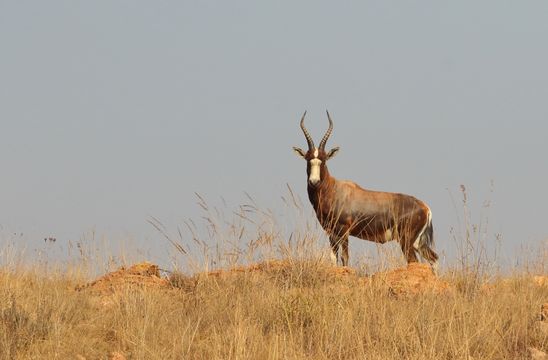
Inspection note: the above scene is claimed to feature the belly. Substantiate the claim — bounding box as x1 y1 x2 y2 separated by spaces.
329 212 394 244
351 223 393 244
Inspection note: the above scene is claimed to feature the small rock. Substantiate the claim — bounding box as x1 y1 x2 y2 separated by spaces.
534 276 548 287
541 303 548 321
109 351 126 360
529 347 548 360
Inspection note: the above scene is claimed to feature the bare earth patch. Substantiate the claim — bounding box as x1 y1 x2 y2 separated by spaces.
76 262 170 295
78 260 453 299
371 262 453 296
204 259 356 278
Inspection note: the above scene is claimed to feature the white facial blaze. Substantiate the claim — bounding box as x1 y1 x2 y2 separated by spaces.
309 158 322 184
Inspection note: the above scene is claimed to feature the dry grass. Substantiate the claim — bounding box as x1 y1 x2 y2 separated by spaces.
0 258 547 360
1 188 547 359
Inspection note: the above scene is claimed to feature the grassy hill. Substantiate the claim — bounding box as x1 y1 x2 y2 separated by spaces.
1 257 547 359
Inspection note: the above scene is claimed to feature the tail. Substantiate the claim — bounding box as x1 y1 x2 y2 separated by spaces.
416 208 439 273
413 207 434 250
420 208 434 250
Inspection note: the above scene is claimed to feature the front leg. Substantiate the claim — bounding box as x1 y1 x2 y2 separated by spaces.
329 235 340 265
341 235 349 266
329 235 349 266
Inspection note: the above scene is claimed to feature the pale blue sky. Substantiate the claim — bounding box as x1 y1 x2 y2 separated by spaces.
1 1 547 268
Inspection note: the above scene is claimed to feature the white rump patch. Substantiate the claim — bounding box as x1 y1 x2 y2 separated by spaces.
309 158 322 184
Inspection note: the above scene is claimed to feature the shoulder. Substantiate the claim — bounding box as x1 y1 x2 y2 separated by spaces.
336 179 361 190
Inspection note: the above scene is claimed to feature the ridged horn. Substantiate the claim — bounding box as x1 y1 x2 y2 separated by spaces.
299 111 315 150
319 110 334 150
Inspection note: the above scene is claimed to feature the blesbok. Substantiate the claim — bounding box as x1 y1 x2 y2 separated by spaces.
293 111 439 273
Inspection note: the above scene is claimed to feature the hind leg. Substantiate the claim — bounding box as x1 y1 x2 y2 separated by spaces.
400 238 419 263
329 235 349 266
418 245 439 275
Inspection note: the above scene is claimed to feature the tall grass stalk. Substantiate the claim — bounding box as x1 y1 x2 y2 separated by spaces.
0 187 546 359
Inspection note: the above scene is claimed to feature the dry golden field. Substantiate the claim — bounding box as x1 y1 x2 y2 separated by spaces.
1 191 547 359
1 256 547 360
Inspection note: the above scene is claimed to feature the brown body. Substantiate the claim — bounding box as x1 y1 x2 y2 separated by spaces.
294 111 438 271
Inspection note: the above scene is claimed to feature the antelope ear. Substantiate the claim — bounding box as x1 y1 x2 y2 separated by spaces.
326 147 340 160
293 147 307 158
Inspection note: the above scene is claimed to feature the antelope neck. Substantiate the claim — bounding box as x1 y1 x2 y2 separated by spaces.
307 167 334 205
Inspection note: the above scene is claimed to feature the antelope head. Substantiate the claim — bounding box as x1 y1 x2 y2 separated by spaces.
293 111 340 186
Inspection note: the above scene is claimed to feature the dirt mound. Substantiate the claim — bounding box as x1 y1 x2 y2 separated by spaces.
204 260 293 277
204 259 357 278
372 263 453 297
204 260 449 296
77 262 170 294
78 260 450 298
